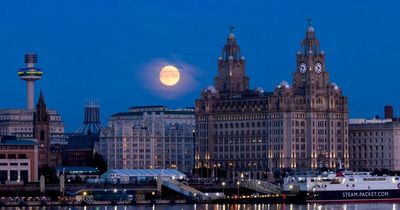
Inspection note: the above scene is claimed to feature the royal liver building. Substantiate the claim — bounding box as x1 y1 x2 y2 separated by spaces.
195 23 349 180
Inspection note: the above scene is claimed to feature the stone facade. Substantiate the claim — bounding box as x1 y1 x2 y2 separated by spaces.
0 108 64 139
97 106 195 174
33 90 51 168
349 118 400 171
195 24 349 180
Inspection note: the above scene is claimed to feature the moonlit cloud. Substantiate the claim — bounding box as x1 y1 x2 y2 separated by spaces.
139 58 200 99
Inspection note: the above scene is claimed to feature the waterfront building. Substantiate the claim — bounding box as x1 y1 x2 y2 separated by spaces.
101 169 186 184
97 106 195 174
0 136 38 183
30 90 63 167
0 108 64 139
0 93 65 169
267 22 349 170
55 166 99 182
195 23 349 180
0 53 65 168
349 106 400 171
65 133 98 166
0 54 64 139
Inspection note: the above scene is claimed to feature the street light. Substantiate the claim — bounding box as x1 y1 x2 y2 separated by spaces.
213 164 216 179
151 191 156 202
217 163 221 179
222 182 226 194
236 181 240 197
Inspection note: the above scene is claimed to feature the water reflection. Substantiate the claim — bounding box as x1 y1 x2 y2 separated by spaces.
2 203 398 210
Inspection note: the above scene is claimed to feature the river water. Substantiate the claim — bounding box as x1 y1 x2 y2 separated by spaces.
2 204 398 210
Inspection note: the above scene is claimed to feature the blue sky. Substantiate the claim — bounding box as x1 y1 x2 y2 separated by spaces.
0 0 399 131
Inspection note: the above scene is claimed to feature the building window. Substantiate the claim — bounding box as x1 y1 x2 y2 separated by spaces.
10 170 18 181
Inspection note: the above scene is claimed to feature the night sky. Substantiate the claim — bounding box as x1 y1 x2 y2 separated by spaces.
1 0 399 131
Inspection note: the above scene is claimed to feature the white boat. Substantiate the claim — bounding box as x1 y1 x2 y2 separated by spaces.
283 170 400 203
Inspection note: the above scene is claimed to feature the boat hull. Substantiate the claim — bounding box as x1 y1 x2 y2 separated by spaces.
307 189 400 203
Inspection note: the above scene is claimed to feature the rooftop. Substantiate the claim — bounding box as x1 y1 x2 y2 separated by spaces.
128 105 167 110
67 134 98 149
101 169 186 178
112 111 194 117
0 139 37 146
349 118 393 125
55 166 99 173
110 105 195 118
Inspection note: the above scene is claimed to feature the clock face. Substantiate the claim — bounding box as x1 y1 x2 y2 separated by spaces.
298 62 307 73
314 62 323 74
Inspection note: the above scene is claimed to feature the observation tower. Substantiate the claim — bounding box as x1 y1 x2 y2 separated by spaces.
18 53 43 110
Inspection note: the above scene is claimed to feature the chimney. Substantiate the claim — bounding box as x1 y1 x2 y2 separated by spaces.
384 105 394 119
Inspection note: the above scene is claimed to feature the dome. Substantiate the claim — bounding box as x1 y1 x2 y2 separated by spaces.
277 80 290 89
228 33 235 40
331 82 339 90
204 85 217 93
218 57 223 61
240 56 245 60
228 56 234 60
307 26 314 32
308 50 313 54
254 87 264 93
296 51 302 55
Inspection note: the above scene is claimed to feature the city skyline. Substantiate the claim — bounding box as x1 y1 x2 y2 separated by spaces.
1 1 400 131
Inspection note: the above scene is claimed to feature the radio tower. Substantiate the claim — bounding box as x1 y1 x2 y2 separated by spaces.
18 53 43 110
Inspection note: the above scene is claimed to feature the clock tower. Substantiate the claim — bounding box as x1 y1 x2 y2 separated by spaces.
269 20 349 170
293 20 329 90
196 22 349 180
214 27 249 95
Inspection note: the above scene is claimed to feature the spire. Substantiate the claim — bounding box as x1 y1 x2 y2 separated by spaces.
222 25 240 60
307 18 313 31
302 18 320 56
37 89 46 108
35 89 49 123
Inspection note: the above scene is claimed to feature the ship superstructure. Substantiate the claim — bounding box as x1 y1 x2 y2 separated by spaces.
283 170 400 202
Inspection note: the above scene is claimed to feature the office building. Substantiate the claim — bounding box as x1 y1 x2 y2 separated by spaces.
97 106 195 174
349 106 400 171
195 23 349 180
0 136 38 183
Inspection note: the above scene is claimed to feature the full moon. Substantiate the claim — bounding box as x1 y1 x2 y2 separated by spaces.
159 65 180 86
